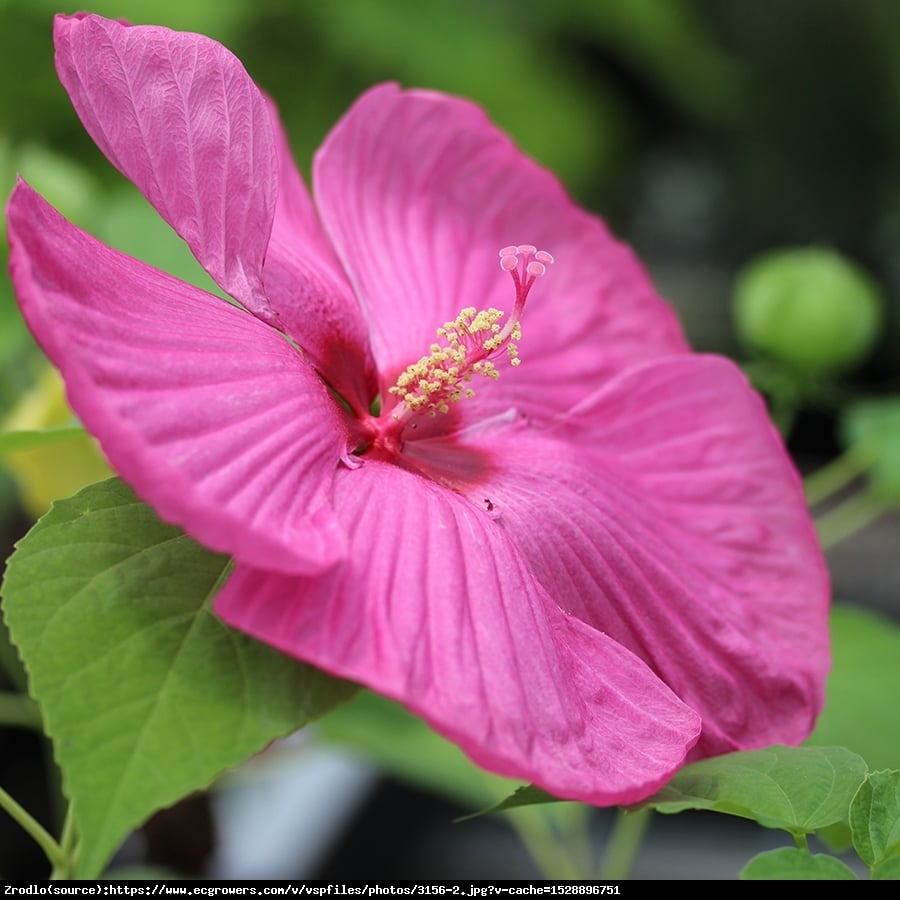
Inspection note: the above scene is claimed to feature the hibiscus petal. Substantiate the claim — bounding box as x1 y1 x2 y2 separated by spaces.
314 83 687 416
261 98 376 416
442 355 830 757
7 179 350 575
53 13 278 323
215 459 701 806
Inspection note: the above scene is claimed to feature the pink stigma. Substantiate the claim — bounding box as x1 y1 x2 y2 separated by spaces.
498 244 555 320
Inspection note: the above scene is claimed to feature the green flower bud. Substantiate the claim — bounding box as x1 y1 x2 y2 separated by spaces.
733 247 884 375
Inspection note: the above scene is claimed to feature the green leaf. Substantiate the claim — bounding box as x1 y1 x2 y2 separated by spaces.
0 425 87 454
455 784 558 822
872 853 900 880
739 847 858 880
639 745 868 835
850 770 900 868
807 605 900 770
1 477 355 878
816 820 853 853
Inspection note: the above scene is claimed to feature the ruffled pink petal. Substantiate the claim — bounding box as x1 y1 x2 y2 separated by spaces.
313 83 687 418
436 355 830 757
261 98 376 416
53 13 279 324
7 179 351 575
215 458 701 806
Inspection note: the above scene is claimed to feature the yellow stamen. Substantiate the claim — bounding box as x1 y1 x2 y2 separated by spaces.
387 245 553 421
388 306 510 417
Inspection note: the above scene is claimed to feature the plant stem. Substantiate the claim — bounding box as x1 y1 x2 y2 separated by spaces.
0 690 42 730
49 807 78 880
793 832 809 851
599 807 651 880
0 783 67 871
814 491 891 550
556 803 597 879
503 807 584 879
804 448 873 507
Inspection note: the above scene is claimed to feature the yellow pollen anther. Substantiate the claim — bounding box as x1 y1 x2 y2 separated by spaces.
387 245 553 420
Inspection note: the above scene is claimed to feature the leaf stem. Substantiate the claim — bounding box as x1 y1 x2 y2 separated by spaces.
0 690 42 730
557 804 597 879
49 806 78 880
503 807 585 879
804 447 873 507
814 491 891 550
0 783 67 871
599 806 651 880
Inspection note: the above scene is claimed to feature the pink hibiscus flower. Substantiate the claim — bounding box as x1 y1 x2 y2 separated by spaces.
6 13 830 806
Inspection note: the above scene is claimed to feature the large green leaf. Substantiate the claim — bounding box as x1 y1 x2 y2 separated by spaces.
1 477 355 878
739 848 857 880
807 605 900 770
850 771 900 869
639 745 868 835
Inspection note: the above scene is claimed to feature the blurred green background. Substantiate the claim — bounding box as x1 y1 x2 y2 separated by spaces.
2 0 900 880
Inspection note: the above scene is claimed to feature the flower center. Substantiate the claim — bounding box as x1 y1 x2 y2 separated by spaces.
387 244 553 425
